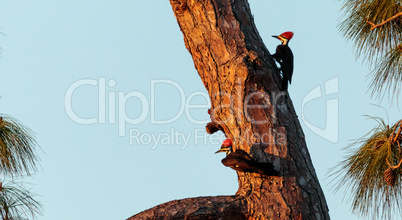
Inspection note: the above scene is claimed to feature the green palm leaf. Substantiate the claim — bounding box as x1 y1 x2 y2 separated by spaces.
0 180 42 220
0 115 39 177
370 45 402 101
339 0 402 100
331 117 402 219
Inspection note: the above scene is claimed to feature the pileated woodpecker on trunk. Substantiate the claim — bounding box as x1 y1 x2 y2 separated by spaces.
272 31 294 91
215 139 279 176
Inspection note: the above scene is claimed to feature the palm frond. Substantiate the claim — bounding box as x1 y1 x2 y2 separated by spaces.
339 0 402 100
340 0 401 61
369 45 402 101
0 180 43 220
0 115 40 177
331 117 402 219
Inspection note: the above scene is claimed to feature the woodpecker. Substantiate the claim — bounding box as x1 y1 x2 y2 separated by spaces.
215 139 279 176
215 139 233 154
272 31 294 91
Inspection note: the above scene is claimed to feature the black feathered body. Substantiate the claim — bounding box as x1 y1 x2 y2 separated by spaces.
272 44 293 90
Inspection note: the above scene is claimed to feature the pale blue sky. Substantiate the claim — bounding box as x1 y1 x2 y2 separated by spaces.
0 1 400 220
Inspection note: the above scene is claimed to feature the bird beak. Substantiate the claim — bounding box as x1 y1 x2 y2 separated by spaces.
215 149 224 154
272 35 279 39
215 147 226 154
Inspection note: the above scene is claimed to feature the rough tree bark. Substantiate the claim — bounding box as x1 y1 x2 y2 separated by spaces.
129 0 330 219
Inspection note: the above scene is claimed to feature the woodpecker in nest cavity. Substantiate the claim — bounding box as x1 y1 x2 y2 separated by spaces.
215 139 279 176
272 31 294 91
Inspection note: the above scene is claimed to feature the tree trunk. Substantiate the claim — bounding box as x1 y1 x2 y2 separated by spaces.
129 0 330 219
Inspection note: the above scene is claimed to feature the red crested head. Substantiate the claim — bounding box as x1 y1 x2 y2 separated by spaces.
222 139 232 147
280 31 294 40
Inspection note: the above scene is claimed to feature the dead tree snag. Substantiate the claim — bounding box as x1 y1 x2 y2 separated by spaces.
129 0 330 219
